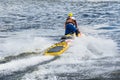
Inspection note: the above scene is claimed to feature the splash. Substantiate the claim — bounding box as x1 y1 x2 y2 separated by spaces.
0 29 54 58
0 56 54 76
50 35 118 64
73 36 117 57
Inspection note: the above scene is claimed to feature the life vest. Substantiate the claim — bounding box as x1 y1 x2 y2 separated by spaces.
66 17 75 25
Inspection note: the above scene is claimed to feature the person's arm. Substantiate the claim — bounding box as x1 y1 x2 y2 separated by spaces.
74 20 81 33
64 18 68 29
74 20 78 28
64 23 66 29
64 21 67 29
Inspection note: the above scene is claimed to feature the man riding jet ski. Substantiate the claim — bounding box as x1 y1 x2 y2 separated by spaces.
64 12 80 37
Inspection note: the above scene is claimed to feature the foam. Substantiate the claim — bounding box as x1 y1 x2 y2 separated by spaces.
49 35 117 65
0 30 53 57
0 56 54 75
21 35 118 80
77 35 117 56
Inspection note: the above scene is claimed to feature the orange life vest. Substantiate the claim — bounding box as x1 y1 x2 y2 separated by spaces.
66 17 75 25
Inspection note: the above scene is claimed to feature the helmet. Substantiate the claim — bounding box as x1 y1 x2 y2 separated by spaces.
68 12 73 17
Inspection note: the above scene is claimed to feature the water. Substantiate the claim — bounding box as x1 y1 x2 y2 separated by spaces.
0 0 120 80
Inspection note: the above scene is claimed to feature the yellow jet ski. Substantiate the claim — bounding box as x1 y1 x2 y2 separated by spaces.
44 33 82 56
